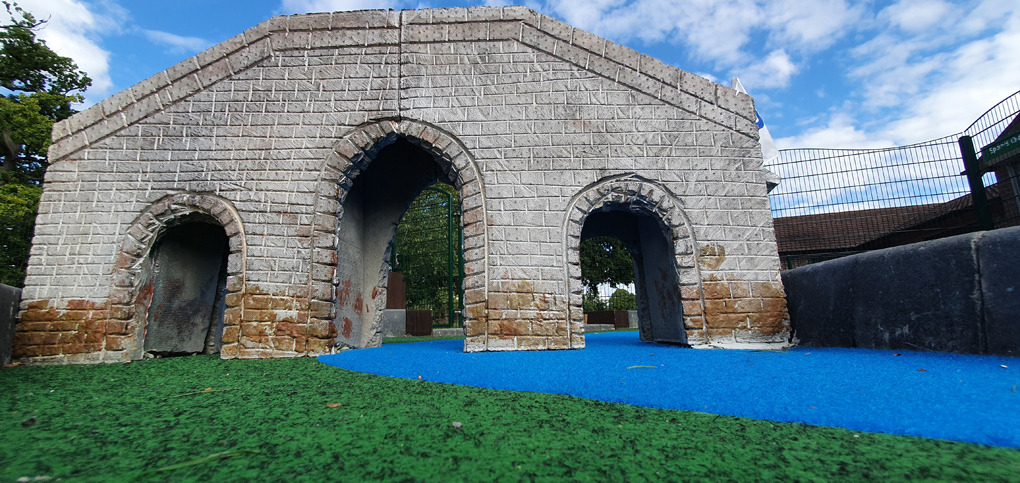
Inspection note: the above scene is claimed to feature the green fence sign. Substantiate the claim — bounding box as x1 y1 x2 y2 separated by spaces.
981 130 1020 165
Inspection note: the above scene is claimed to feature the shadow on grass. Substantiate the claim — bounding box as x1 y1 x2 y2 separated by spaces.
1 355 1018 482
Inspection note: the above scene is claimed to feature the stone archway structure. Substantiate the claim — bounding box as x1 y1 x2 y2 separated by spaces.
563 174 706 346
13 6 792 363
96 193 245 362
305 118 490 353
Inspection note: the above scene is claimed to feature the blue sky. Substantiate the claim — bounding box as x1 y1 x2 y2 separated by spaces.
15 0 1020 151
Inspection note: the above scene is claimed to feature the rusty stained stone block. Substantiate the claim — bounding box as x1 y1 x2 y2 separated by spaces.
729 281 752 298
274 321 302 337
306 338 330 354
220 343 239 358
224 293 244 307
240 335 273 350
243 295 274 310
517 336 548 350
706 313 752 329
307 320 331 338
463 320 485 337
20 308 58 322
12 344 39 358
761 297 787 314
106 321 131 335
108 305 134 320
704 298 764 314
701 281 731 299
240 322 271 337
24 300 50 310
223 307 242 326
105 334 131 351
682 300 703 316
492 319 530 336
271 336 296 352
751 281 786 299
222 325 240 343
684 316 704 330
292 336 308 353
680 285 701 300
309 300 332 318
35 345 63 356
17 321 50 332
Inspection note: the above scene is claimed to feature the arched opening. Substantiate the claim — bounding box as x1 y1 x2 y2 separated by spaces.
142 216 229 356
580 208 687 344
335 137 461 348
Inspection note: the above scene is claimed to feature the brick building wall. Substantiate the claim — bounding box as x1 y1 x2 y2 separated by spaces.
13 6 789 363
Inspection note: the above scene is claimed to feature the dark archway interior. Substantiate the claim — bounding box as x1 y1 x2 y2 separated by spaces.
143 219 229 356
581 209 687 344
335 138 456 348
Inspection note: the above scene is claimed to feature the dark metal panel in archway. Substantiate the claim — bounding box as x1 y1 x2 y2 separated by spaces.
144 223 228 355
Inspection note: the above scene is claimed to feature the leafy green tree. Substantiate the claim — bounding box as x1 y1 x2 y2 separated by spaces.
579 236 635 291
607 288 637 311
0 0 91 182
580 236 636 313
0 2 90 287
0 181 38 285
582 289 607 313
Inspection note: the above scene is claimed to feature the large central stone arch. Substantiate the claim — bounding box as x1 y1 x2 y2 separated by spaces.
306 118 488 352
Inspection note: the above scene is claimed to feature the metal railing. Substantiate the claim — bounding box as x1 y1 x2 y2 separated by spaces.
768 90 1020 270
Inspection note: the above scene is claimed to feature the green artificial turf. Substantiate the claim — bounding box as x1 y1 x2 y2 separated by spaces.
2 356 1019 482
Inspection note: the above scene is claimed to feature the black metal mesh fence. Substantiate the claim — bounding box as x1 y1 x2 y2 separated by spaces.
391 184 464 328
768 90 1020 270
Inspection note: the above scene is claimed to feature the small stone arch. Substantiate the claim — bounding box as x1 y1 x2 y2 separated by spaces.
109 193 246 360
562 174 707 345
306 118 488 352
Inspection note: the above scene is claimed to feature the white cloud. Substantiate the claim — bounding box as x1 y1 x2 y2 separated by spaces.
830 0 1020 145
733 49 797 89
776 112 895 150
278 0 406 13
762 0 861 52
881 0 951 33
13 0 126 101
543 0 763 66
142 30 211 55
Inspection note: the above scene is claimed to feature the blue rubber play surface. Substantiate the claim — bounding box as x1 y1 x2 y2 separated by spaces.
318 331 1020 448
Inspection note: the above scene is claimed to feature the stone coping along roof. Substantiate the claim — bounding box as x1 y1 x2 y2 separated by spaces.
48 6 759 162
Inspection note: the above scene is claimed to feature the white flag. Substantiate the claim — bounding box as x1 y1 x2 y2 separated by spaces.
731 78 779 165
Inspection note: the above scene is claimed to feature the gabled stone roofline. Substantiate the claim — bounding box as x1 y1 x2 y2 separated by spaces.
48 6 758 162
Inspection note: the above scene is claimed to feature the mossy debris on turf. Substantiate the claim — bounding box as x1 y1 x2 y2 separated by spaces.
1 356 1019 482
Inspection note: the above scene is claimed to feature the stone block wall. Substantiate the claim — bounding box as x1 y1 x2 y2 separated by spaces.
13 6 789 363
